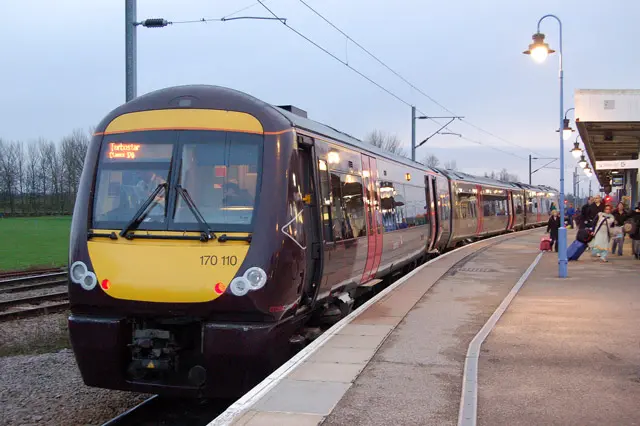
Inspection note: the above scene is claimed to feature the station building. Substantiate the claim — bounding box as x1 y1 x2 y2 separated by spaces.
575 89 640 207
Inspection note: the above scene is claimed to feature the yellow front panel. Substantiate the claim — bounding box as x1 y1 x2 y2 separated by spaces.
87 233 250 303
102 109 264 135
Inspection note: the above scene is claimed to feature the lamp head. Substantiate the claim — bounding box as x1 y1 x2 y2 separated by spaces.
570 142 582 159
578 155 587 169
523 32 555 63
562 118 574 141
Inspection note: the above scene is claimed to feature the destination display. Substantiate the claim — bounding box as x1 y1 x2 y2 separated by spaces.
103 142 173 162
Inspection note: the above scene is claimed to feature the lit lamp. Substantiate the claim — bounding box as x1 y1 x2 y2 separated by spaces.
578 155 587 168
523 32 555 63
562 118 574 141
583 165 592 176
570 141 582 159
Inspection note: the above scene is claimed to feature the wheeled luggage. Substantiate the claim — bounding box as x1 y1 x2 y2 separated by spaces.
540 236 552 251
567 240 587 261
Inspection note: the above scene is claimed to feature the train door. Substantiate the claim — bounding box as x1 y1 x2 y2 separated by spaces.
475 184 484 236
296 137 324 307
360 155 383 283
507 191 514 230
426 174 438 251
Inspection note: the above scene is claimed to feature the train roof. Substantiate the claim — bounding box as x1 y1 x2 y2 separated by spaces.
273 106 445 175
436 169 521 189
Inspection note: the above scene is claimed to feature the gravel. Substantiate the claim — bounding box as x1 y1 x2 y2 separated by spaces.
0 313 152 425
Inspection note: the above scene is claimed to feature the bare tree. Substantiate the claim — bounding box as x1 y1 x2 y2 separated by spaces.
484 171 497 180
0 140 19 214
423 154 440 168
26 141 40 213
365 130 407 157
61 129 89 212
498 168 519 182
444 160 457 171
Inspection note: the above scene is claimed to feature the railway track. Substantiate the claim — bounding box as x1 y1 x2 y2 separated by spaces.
101 395 232 426
0 270 69 321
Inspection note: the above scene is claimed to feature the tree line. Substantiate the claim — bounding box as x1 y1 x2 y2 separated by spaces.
0 129 91 217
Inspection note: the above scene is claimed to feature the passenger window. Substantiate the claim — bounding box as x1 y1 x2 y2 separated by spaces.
329 173 366 241
403 185 427 227
380 181 407 231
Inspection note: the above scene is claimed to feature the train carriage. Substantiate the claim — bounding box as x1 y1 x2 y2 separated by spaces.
68 85 556 399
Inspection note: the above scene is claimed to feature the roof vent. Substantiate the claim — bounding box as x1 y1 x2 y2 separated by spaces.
277 105 308 118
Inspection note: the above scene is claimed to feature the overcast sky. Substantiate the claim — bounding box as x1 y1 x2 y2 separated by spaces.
2 0 638 194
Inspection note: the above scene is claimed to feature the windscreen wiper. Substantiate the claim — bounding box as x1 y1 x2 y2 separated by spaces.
120 183 167 238
175 185 216 242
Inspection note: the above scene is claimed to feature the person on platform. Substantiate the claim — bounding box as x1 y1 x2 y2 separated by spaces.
566 203 576 229
587 195 605 226
628 203 640 260
611 202 628 256
579 197 593 229
546 209 560 252
589 204 615 262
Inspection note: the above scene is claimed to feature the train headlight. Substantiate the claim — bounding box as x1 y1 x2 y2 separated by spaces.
70 261 88 284
244 267 267 290
81 272 98 291
70 261 98 291
230 277 250 297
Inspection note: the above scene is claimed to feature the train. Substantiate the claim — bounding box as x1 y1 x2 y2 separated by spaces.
67 85 558 398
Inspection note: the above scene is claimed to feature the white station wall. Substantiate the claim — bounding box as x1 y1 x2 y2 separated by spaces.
575 89 640 122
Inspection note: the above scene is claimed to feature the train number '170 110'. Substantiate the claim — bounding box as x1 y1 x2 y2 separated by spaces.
200 255 238 266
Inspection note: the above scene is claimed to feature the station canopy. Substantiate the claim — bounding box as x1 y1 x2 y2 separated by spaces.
575 89 640 187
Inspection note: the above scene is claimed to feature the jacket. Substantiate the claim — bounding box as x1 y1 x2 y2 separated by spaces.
547 215 560 237
586 202 605 224
612 209 628 227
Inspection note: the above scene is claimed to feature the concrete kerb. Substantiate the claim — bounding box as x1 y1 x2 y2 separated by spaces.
209 228 541 426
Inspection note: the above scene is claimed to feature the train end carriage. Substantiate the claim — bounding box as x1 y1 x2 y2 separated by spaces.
443 171 517 246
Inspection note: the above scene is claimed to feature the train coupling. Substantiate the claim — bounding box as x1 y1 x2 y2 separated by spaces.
127 328 178 378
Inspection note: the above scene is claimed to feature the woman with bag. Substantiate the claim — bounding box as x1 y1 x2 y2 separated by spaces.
611 202 628 256
546 210 560 252
590 204 615 262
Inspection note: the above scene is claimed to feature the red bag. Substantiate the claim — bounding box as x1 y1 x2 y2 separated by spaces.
540 236 552 251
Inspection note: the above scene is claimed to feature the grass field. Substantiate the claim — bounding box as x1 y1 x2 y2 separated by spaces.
0 216 71 271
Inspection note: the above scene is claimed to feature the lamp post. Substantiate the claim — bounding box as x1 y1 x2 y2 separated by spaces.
523 14 568 278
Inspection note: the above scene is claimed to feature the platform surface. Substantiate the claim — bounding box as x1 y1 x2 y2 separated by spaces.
213 231 640 426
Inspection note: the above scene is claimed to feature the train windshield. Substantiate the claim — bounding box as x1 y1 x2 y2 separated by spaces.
92 130 262 232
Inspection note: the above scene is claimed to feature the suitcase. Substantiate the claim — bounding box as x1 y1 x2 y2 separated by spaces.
540 236 552 251
567 240 587 261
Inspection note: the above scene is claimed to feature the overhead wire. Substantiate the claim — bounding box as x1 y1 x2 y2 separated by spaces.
256 0 415 109
148 1 545 162
295 0 547 157
259 0 532 161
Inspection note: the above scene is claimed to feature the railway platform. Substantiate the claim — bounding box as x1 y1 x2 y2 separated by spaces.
210 230 640 426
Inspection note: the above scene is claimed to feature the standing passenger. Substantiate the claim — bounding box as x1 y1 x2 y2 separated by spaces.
611 202 628 256
566 203 576 229
587 195 605 227
546 210 560 252
590 204 615 262
579 197 593 229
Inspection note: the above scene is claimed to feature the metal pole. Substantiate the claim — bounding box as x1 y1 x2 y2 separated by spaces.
529 155 532 185
411 106 416 162
125 0 137 102
537 14 567 278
